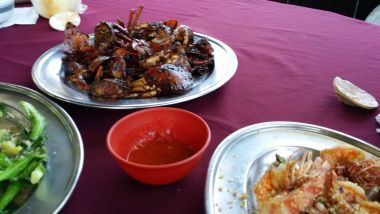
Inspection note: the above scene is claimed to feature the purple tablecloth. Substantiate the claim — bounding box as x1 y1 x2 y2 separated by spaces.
1 0 380 213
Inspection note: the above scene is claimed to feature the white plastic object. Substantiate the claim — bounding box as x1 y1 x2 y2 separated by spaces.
333 76 378 110
49 11 80 31
31 0 85 19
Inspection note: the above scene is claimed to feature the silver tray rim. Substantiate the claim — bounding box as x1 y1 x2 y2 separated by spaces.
0 82 84 214
204 121 380 214
31 33 238 109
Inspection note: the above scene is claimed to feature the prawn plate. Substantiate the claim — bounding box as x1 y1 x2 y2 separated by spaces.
0 83 83 214
32 33 237 109
205 121 380 214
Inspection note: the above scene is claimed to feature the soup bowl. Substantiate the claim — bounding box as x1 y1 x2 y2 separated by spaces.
107 107 211 185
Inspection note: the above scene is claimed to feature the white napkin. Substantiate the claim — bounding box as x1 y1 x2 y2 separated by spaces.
0 7 39 28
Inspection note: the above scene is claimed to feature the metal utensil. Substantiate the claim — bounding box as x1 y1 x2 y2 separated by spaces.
0 102 30 131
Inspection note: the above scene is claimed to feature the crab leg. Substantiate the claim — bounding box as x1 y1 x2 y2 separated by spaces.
115 32 132 43
113 23 132 44
112 23 129 36
94 65 104 81
131 77 147 87
141 90 158 98
127 9 135 30
133 4 144 27
113 23 130 36
116 18 125 27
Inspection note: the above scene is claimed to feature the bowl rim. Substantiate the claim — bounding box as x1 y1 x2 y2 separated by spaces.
106 107 211 169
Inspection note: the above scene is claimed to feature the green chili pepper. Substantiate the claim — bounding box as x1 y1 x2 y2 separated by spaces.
0 181 22 211
19 101 47 142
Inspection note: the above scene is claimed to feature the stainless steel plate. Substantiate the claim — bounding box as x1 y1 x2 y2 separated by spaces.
32 33 238 109
205 121 380 214
0 82 84 214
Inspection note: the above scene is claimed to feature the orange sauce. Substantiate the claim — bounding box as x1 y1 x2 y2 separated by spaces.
126 135 194 165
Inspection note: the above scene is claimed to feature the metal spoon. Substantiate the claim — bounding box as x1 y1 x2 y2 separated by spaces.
0 102 30 132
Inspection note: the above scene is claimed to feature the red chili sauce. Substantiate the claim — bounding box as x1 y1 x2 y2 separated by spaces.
126 134 194 165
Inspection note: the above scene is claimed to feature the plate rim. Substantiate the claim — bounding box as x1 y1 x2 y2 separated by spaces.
0 82 84 214
204 121 380 214
31 32 238 109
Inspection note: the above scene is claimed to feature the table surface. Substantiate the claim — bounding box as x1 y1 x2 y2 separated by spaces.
1 0 380 213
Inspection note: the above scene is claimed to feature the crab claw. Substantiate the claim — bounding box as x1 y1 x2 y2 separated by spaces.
144 64 193 95
89 79 130 98
63 22 90 54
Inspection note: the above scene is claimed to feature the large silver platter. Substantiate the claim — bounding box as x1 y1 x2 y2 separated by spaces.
205 121 380 214
0 82 84 214
32 33 238 109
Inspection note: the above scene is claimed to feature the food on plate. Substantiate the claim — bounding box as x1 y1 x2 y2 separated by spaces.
61 4 215 99
0 101 47 213
333 76 378 109
253 146 380 213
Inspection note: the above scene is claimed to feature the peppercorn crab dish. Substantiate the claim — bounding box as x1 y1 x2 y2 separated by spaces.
62 4 214 99
32 5 238 109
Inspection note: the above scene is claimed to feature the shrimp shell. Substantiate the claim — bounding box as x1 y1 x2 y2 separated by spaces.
254 154 330 213
348 159 380 192
320 146 366 167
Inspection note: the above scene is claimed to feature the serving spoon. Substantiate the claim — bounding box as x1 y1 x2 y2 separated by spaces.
0 102 31 132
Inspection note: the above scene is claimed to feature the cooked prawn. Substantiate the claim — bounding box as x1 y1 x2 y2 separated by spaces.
254 152 330 213
254 152 313 201
358 201 380 213
323 170 380 214
348 159 380 192
322 147 380 194
320 146 366 167
325 171 367 213
254 147 380 214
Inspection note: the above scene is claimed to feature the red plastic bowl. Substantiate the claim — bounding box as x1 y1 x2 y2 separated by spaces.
106 107 211 185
